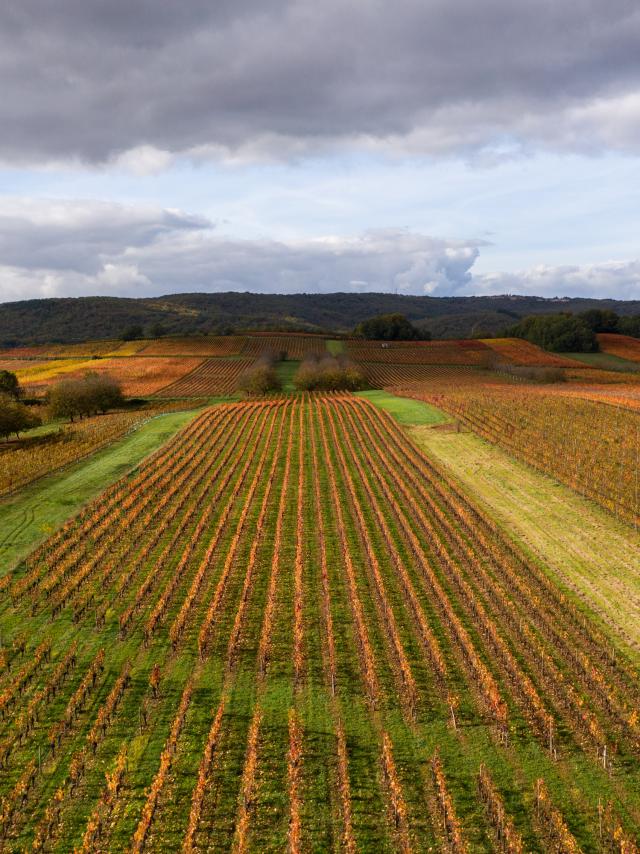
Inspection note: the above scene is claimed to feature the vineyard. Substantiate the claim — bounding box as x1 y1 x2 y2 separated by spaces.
480 338 585 368
240 334 329 359
347 338 492 365
140 337 246 357
154 358 256 397
598 334 640 363
8 357 205 398
0 402 200 497
0 395 638 850
396 382 640 527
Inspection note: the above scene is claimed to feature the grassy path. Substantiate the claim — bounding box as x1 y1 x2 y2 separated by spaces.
0 409 202 572
363 391 640 660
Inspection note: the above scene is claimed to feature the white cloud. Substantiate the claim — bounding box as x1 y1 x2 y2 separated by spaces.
2 197 640 303
472 260 640 300
0 199 483 301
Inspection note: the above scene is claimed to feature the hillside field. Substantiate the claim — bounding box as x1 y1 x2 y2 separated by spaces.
0 333 639 850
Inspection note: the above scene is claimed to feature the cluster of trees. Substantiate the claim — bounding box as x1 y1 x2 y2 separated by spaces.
578 309 640 337
354 313 429 341
507 314 598 352
236 356 282 396
47 374 124 421
293 356 367 391
0 370 41 440
120 322 168 341
508 309 640 353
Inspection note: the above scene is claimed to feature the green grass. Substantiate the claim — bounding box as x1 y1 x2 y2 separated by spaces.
563 351 640 372
355 389 450 425
408 422 640 660
275 359 300 392
0 408 202 572
326 339 345 355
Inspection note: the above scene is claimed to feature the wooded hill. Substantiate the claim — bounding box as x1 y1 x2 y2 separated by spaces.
2 291 640 345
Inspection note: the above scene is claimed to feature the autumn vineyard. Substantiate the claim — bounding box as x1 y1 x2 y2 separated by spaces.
0 330 640 851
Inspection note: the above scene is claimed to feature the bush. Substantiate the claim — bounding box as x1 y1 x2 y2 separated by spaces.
354 313 429 341
293 356 367 391
236 357 282 396
507 314 597 353
0 395 42 439
47 373 124 421
498 365 566 383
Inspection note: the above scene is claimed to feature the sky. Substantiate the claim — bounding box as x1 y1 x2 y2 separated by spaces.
1 1 640 302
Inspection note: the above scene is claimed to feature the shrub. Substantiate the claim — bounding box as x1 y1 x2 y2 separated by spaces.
498 365 566 383
293 356 367 391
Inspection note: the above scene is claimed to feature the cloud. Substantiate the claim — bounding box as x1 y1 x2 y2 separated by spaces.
0 198 484 301
1 1 640 165
472 260 640 300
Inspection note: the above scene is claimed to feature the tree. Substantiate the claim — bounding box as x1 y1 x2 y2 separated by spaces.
47 373 124 421
618 315 640 338
147 322 167 338
236 356 282 396
354 313 429 341
0 370 21 400
578 309 619 333
120 324 144 342
507 314 597 353
0 395 41 440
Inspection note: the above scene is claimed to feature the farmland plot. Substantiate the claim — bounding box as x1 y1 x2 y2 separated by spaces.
0 396 638 851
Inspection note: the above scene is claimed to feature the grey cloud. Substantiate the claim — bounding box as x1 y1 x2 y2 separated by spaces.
0 199 482 300
0 199 207 273
1 1 640 164
2 198 639 301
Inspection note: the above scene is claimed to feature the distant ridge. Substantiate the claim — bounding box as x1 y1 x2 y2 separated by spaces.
2 292 640 345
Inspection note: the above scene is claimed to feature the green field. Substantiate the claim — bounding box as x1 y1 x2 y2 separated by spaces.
356 389 450 425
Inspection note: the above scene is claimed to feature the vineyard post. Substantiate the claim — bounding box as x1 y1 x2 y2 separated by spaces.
598 797 603 839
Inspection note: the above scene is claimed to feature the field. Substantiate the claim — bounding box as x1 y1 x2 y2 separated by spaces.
407 418 640 657
347 339 492 365
0 402 202 498
0 408 204 570
15 357 206 398
598 333 640 363
140 337 245 357
154 359 255 397
0 395 639 851
395 380 640 526
240 334 329 359
480 339 584 368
